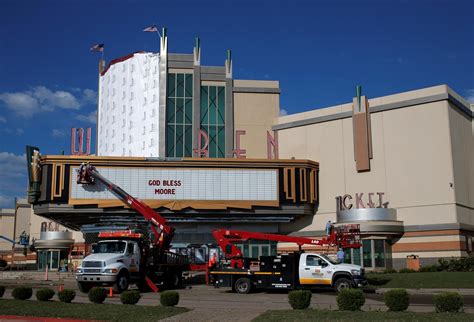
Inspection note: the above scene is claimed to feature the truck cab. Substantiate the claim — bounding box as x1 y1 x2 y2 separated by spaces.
76 238 141 293
211 252 366 294
298 253 366 292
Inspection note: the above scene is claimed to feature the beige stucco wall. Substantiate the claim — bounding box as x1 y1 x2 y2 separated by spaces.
276 85 472 234
233 80 280 158
0 210 15 251
14 200 32 240
447 103 474 225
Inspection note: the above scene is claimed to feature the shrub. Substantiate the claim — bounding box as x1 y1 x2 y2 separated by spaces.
120 290 141 305
160 290 179 307
384 289 409 311
433 292 463 313
288 290 312 310
367 276 391 286
438 257 474 272
383 268 397 274
0 259 7 268
336 289 365 311
398 268 417 273
88 287 107 304
419 265 440 272
58 289 76 303
0 286 5 298
12 287 33 300
36 288 55 301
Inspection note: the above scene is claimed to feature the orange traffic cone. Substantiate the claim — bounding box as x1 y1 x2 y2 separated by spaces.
58 284 64 292
109 287 113 298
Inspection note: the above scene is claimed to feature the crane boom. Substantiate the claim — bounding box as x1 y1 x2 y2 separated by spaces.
76 163 174 250
0 235 16 245
213 226 361 269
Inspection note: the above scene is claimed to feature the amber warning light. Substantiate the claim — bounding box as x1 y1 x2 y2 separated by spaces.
98 230 143 239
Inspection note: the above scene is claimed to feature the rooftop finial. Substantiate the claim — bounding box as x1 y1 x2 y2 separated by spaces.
225 49 232 78
356 85 362 107
193 37 201 66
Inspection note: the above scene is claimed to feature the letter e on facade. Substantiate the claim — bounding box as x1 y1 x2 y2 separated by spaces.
232 130 246 158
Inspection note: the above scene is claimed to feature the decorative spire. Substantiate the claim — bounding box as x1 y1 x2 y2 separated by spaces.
160 27 168 57
356 85 362 110
225 49 232 78
194 37 201 66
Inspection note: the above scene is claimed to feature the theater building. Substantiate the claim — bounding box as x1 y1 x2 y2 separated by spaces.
17 31 474 270
275 85 473 269
96 29 280 159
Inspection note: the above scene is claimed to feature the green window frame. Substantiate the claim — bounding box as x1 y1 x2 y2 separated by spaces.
200 85 225 158
166 73 193 157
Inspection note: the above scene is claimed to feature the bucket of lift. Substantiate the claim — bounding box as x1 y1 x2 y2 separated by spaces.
336 224 361 248
76 163 95 185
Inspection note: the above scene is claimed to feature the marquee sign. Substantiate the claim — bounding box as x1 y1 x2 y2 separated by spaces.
70 167 278 202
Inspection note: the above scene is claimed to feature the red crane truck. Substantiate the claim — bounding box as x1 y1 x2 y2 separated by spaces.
75 163 189 293
209 227 366 293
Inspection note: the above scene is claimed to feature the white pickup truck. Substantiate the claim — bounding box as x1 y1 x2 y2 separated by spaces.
210 252 367 293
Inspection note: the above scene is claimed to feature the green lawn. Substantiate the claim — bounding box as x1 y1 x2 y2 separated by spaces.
0 299 189 321
366 272 474 288
253 310 474 322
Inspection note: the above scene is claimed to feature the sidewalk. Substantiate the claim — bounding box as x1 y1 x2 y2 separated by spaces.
376 288 474 295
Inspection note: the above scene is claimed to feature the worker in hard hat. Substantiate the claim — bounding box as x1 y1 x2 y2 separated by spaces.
325 220 333 236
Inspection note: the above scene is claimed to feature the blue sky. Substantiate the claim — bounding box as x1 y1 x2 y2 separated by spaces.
0 0 473 208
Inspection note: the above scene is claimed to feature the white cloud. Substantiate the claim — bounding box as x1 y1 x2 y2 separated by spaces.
0 92 40 117
16 128 24 135
82 89 97 104
466 89 474 103
280 108 288 116
0 86 97 118
76 110 97 124
33 86 81 110
0 152 27 208
51 129 67 137
0 116 6 123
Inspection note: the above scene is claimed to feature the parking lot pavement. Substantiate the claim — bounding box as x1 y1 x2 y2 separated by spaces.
2 283 474 321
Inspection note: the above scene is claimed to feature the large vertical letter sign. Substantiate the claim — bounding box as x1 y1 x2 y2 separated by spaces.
193 129 209 157
232 130 246 158
71 128 91 155
267 131 279 159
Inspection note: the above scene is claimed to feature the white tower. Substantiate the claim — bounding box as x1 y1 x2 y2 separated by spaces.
97 52 161 157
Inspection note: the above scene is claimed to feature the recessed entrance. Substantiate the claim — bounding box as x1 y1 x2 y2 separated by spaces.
37 250 69 271
344 239 391 269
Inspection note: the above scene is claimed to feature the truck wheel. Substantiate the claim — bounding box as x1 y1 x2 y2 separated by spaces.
77 282 93 293
334 277 352 293
113 272 129 293
170 273 182 288
234 278 252 294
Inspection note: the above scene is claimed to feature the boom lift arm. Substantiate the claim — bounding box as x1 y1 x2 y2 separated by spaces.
212 226 361 269
76 163 174 250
